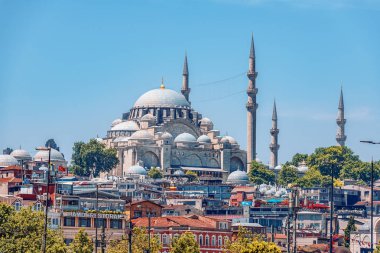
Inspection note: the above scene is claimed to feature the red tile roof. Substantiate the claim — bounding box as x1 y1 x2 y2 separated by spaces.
133 215 221 229
0 177 22 183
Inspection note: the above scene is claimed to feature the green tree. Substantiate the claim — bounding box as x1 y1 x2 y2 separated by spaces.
68 228 93 253
186 170 198 182
108 227 161 253
290 153 308 166
344 216 356 248
296 168 325 188
71 139 119 177
170 231 200 253
148 167 163 179
277 165 298 186
249 161 275 185
45 138 60 151
0 204 67 253
308 146 359 178
224 226 281 253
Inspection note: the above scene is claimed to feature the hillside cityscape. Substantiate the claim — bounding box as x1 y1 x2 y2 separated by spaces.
1 1 379 253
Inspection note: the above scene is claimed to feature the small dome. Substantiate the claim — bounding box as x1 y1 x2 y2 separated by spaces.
34 148 65 162
140 113 156 122
274 164 282 170
133 88 190 108
298 161 309 173
130 130 154 140
227 170 249 184
174 133 197 143
38 165 49 171
173 170 185 176
11 149 32 161
111 118 123 127
221 136 237 144
0 155 19 167
255 157 262 164
161 132 173 140
95 137 103 143
200 117 213 126
125 165 147 175
197 135 211 143
111 121 140 131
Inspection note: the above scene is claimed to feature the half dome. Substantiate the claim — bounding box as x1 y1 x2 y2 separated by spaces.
130 130 154 140
133 88 190 108
197 135 211 143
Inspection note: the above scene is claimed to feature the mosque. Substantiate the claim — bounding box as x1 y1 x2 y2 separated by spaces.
0 36 347 186
101 35 347 184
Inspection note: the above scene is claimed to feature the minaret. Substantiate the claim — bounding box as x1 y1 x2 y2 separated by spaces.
336 88 347 146
181 54 190 103
246 34 258 168
269 100 280 168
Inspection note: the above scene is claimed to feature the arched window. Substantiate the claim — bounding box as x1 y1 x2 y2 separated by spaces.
224 236 229 244
218 236 223 246
162 234 168 245
14 201 21 211
205 235 210 246
211 235 216 246
199 234 203 245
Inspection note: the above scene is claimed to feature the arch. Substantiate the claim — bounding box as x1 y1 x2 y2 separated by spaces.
171 156 181 166
182 154 202 167
142 151 159 169
230 157 245 172
208 158 220 168
161 119 201 139
199 234 203 246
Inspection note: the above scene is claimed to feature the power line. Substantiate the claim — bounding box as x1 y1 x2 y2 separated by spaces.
193 71 246 87
194 89 246 103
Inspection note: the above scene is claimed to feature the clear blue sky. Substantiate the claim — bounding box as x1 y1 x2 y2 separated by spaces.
1 0 380 164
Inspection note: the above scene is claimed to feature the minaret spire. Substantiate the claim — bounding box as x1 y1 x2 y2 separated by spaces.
246 34 258 170
336 87 346 146
269 100 279 168
181 53 190 103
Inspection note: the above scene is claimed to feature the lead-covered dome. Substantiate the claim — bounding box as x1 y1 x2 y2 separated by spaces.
34 148 65 162
0 155 19 168
221 136 237 144
125 164 147 176
197 135 211 143
133 88 190 108
130 130 154 140
174 133 197 143
227 169 249 185
11 149 32 161
111 121 140 131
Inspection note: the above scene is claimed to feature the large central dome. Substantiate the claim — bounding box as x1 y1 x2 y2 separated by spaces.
133 88 190 108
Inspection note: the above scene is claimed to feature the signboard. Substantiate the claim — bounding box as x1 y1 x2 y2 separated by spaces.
63 212 124 219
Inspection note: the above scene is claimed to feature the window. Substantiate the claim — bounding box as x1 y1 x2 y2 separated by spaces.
211 235 216 246
205 235 209 246
218 236 223 246
199 235 203 246
110 219 122 229
64 217 76 227
64 238 73 245
134 211 142 218
95 218 107 228
51 218 59 226
79 218 91 227
34 202 42 211
13 201 21 211
162 234 169 245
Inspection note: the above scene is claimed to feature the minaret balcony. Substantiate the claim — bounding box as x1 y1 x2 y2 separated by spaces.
336 135 347 141
247 71 258 79
247 88 258 95
246 103 258 111
270 144 280 151
336 119 346 124
270 129 279 134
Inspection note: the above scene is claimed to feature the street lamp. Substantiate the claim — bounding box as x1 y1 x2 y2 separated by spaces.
360 140 380 252
35 146 51 253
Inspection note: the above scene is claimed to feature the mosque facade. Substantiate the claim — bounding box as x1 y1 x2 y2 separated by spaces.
104 51 249 182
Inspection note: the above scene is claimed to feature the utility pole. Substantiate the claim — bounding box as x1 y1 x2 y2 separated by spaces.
95 184 99 253
101 225 106 253
330 164 334 253
289 186 299 253
286 215 290 253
